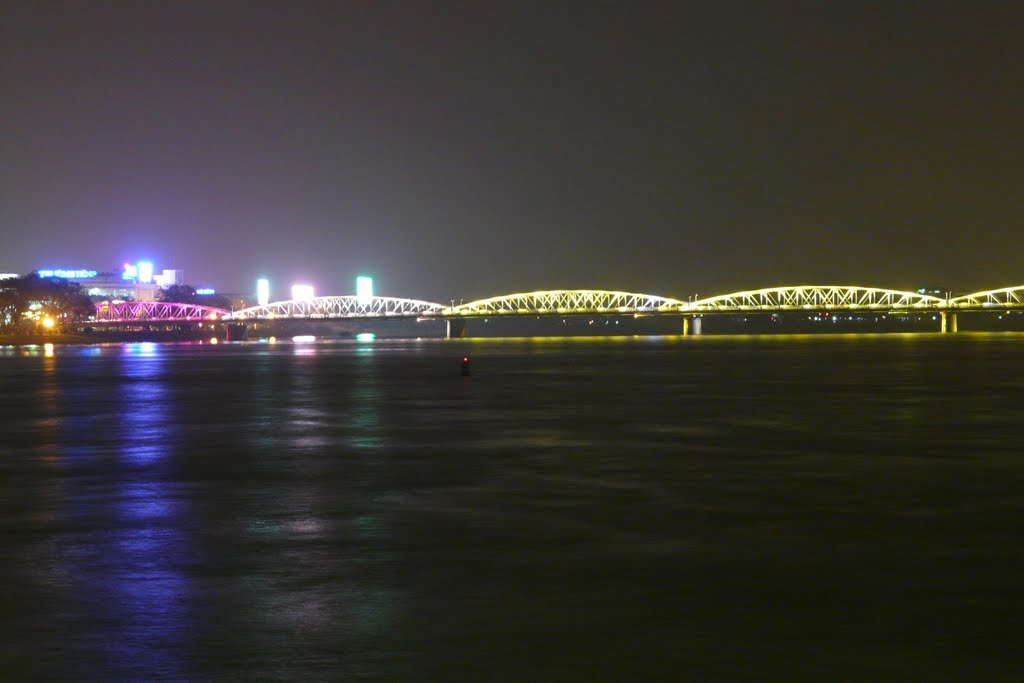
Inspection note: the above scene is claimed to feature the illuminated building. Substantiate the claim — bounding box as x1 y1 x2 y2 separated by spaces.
356 275 373 306
33 263 185 302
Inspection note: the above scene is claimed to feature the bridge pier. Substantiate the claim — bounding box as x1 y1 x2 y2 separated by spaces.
223 323 248 341
682 315 702 336
940 311 958 333
446 319 468 339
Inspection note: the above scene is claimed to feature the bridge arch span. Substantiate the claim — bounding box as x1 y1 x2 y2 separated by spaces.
690 286 944 311
447 289 686 316
226 295 446 320
94 301 230 322
949 286 1024 308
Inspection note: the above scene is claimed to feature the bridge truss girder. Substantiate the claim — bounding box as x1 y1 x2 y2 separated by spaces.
226 295 446 321
94 301 230 322
949 286 1024 309
447 290 686 316
94 285 1024 324
690 286 945 312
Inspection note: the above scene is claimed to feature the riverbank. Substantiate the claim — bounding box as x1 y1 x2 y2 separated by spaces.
0 333 101 345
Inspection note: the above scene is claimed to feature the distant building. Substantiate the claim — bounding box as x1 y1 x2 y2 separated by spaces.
35 263 185 302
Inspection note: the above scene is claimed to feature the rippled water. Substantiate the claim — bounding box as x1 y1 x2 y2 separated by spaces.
2 334 1023 681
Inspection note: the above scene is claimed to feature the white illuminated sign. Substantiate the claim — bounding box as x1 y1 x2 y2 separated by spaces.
291 284 314 301
137 261 154 284
38 269 97 279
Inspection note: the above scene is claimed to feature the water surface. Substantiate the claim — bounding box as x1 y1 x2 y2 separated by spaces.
2 334 1022 681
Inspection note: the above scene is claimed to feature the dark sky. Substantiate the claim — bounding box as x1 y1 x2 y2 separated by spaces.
2 1 1023 300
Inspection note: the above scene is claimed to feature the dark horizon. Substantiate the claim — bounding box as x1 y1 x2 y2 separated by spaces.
3 1 1024 300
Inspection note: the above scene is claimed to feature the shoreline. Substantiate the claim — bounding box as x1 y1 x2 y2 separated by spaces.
0 332 209 345
0 334 102 345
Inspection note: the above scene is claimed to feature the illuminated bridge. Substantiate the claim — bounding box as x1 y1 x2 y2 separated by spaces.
91 284 1024 337
93 300 230 322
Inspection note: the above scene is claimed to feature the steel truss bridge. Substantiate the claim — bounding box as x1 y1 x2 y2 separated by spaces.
93 300 230 322
91 285 1024 335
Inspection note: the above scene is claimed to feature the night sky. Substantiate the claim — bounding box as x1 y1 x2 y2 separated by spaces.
3 1 1023 300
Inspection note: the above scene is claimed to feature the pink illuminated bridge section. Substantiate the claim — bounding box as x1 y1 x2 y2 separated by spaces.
93 301 230 322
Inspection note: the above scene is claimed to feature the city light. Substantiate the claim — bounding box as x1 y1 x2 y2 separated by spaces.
38 269 97 279
41 317 55 329
122 263 138 280
356 276 373 306
291 284 314 301
257 278 270 306
138 261 154 284
153 270 182 287
196 288 215 295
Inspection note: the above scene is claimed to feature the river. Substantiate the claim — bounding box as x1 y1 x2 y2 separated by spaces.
1 334 1022 681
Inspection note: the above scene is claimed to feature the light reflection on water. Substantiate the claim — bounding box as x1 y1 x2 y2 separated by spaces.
350 345 382 451
110 344 194 678
2 334 1024 680
119 343 169 464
